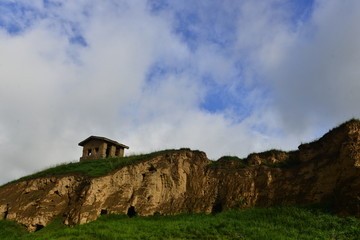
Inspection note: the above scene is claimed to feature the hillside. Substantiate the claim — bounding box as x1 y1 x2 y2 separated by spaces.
1 119 360 231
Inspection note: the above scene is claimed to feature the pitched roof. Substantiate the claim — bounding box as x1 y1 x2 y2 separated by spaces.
78 136 129 149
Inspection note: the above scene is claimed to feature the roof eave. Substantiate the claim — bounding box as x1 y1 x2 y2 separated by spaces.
78 136 129 149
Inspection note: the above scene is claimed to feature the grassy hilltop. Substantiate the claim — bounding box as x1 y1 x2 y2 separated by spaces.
3 149 178 187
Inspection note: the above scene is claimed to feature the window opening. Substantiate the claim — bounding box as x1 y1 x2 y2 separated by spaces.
115 147 120 156
106 145 111 157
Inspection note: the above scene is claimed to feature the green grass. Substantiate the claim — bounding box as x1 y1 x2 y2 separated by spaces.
2 150 177 187
209 156 248 168
331 118 360 131
0 220 28 239
211 151 300 169
1 206 359 239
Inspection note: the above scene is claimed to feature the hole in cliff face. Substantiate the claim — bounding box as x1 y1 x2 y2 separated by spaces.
100 209 108 215
127 206 137 217
35 224 44 231
212 201 223 214
148 165 157 172
4 209 8 219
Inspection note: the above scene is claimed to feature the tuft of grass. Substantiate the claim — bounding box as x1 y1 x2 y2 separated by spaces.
1 206 359 239
303 118 360 147
209 156 248 168
258 149 284 154
219 156 244 161
246 149 285 158
332 118 360 130
2 150 177 187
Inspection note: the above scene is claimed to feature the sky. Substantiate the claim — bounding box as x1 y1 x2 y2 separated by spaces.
1 0 360 184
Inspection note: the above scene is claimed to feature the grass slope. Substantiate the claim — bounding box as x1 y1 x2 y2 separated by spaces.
2 150 177 186
1 206 359 240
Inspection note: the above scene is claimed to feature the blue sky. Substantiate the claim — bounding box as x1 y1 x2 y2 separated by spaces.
0 0 360 184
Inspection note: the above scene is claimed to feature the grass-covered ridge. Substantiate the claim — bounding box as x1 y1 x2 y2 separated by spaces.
3 150 177 186
208 155 249 168
1 206 359 239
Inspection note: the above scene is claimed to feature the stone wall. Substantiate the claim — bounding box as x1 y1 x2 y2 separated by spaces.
80 140 107 161
80 140 126 161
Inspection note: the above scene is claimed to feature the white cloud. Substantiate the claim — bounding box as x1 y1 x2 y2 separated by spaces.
267 0 360 135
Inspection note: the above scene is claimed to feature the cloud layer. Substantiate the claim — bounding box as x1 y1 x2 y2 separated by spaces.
0 0 360 184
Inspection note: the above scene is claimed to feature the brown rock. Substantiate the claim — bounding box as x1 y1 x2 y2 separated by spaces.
1 119 360 231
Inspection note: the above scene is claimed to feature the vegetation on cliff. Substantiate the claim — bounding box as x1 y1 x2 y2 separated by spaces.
1 206 359 240
2 150 180 186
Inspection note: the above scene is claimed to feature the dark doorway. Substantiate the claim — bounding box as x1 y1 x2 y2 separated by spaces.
35 224 44 231
127 206 136 217
106 146 111 158
211 201 223 214
115 147 120 157
3 209 8 219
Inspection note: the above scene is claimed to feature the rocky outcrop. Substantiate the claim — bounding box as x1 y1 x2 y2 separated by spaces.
209 120 360 214
0 150 213 231
1 120 360 231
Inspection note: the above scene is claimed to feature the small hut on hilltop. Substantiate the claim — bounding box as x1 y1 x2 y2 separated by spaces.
78 136 129 162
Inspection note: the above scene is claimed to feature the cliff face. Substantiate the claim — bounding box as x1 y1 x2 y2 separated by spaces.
1 120 360 231
210 120 360 210
0 151 213 231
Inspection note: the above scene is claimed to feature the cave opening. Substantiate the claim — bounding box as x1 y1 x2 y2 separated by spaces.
211 201 223 214
100 209 108 215
35 224 44 231
127 206 137 217
3 209 8 219
148 165 157 172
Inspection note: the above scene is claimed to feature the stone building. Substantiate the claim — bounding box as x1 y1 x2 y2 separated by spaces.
78 136 129 162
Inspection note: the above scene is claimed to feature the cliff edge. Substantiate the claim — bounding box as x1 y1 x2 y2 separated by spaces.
1 120 360 231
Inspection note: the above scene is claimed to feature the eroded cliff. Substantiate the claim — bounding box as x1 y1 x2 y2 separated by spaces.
1 120 360 231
